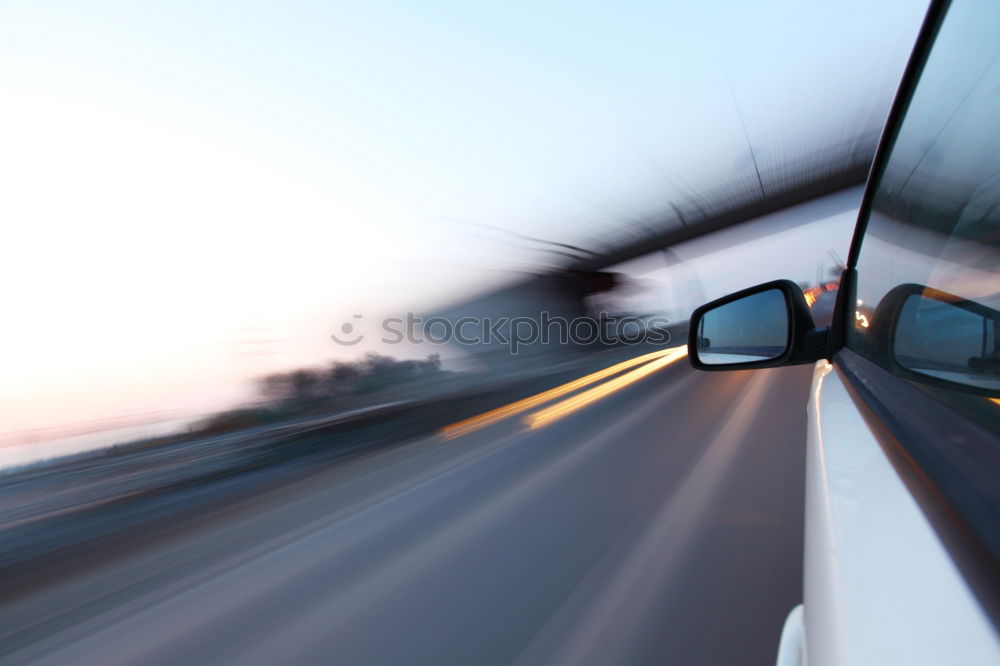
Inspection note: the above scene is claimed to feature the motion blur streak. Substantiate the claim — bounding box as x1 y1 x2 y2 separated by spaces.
515 369 776 665
439 348 680 439
0 360 810 665
524 348 689 430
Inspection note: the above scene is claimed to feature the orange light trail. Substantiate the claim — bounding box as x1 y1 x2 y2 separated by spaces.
439 347 684 440
523 347 689 430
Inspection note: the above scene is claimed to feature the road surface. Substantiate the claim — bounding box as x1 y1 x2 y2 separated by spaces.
0 357 812 666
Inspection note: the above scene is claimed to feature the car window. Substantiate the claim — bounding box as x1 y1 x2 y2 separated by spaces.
849 0 1000 425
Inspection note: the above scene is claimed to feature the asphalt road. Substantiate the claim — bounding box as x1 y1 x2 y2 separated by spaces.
0 359 812 666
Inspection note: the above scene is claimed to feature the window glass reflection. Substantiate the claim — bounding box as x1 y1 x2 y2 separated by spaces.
850 0 1000 401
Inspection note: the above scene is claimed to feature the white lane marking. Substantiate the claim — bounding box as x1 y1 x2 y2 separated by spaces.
17 372 701 666
514 369 778 666
219 371 703 666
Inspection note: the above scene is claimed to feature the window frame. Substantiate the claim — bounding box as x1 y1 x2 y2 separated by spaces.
833 0 1000 629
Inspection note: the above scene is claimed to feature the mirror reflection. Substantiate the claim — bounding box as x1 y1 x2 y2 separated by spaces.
894 292 1000 391
696 289 789 365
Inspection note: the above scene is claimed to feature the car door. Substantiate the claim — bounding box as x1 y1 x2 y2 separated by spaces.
802 0 1000 662
687 1 1000 664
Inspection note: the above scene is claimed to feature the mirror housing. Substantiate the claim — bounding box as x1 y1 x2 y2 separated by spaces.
688 279 829 371
866 284 1000 395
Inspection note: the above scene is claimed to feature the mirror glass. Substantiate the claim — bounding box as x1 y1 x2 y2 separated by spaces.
695 289 789 365
893 292 1000 391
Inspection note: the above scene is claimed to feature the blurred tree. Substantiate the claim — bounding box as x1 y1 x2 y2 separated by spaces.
258 354 443 404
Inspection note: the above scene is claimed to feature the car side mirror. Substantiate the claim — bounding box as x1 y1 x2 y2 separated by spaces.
688 279 828 371
874 284 1000 395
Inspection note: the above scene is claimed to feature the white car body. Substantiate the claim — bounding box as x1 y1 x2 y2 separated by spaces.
774 361 999 665
690 3 1000 663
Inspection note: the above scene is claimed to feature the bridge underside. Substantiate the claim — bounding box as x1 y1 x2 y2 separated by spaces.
565 139 872 272
432 133 877 367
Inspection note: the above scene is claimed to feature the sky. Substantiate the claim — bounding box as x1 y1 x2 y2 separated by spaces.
0 1 928 448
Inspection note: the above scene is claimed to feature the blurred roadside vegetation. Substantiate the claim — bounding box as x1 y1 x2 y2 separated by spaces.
195 353 446 435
